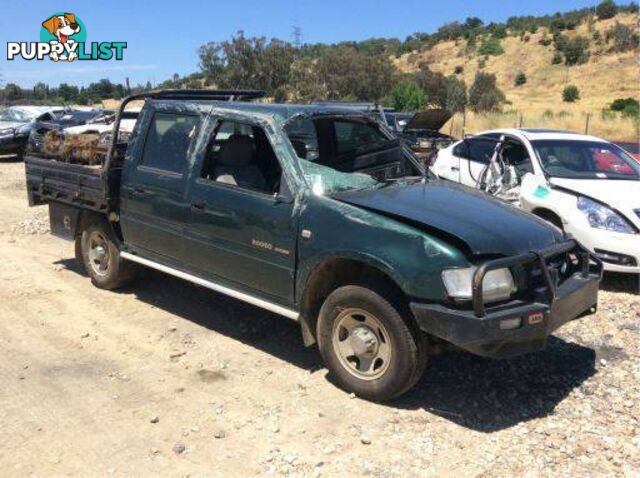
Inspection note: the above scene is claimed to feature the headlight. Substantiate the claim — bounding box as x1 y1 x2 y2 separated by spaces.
442 267 516 303
577 196 635 234
0 127 15 136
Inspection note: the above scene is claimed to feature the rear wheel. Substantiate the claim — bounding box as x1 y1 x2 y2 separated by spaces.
80 222 136 290
317 285 427 401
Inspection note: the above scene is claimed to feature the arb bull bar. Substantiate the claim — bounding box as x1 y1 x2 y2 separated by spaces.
471 239 603 317
410 239 603 359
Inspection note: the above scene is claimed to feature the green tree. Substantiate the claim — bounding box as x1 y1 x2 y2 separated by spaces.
391 80 426 111
562 36 590 65
444 75 467 112
562 85 580 102
468 72 506 112
596 0 618 20
514 72 527 86
478 36 505 56
4 83 22 101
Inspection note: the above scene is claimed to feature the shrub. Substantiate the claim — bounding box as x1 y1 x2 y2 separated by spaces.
606 22 640 52
610 97 640 117
562 36 590 65
562 85 580 102
478 36 504 56
538 36 553 47
469 72 506 112
514 71 527 86
391 80 426 112
610 97 640 111
596 0 618 20
552 52 563 64
454 65 464 74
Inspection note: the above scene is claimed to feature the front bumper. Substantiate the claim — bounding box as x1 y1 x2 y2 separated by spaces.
565 222 640 274
411 240 603 359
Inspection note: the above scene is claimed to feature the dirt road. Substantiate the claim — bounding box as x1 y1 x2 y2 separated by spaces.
0 159 638 477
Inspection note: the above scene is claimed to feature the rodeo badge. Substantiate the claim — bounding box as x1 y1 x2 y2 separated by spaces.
6 12 127 62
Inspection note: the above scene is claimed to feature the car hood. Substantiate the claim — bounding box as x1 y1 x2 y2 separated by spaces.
332 180 563 257
550 177 640 210
0 121 27 130
404 109 452 132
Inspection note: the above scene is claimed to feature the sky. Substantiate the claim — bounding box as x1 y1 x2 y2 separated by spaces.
1 0 602 88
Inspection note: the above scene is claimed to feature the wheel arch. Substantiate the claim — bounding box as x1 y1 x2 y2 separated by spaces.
297 254 415 347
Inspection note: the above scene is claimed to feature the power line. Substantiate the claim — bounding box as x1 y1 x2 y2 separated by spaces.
292 26 302 48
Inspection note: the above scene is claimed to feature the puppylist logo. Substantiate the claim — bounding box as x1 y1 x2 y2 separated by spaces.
7 12 127 62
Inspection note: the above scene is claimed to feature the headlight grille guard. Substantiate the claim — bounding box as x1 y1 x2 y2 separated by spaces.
471 240 603 318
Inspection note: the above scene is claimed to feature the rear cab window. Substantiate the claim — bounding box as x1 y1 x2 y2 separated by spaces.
140 112 199 174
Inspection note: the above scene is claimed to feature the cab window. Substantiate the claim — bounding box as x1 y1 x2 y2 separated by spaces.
140 112 199 174
200 119 282 194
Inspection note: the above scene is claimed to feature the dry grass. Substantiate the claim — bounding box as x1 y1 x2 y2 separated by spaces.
396 12 640 139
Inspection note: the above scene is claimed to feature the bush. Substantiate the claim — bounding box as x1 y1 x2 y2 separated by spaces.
556 35 589 66
514 71 527 86
478 36 504 56
610 97 640 117
469 72 506 112
552 52 563 64
606 22 640 52
391 80 426 112
454 65 464 74
610 97 640 111
596 0 618 20
538 36 553 47
562 85 580 102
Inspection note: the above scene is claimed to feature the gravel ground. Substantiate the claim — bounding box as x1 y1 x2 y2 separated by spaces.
0 158 638 477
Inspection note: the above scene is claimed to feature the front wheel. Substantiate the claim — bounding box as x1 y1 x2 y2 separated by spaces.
80 222 136 290
317 285 427 401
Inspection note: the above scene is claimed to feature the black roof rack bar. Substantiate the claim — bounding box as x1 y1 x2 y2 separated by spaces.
148 89 267 101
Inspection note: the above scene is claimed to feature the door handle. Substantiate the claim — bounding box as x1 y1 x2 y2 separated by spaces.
131 187 147 197
190 202 206 213
451 166 460 171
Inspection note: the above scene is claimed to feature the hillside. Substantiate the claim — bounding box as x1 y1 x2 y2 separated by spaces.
395 12 640 138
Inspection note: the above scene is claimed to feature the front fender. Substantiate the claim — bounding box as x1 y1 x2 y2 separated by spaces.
295 194 468 305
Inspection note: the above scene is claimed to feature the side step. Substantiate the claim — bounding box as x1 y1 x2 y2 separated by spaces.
120 252 299 320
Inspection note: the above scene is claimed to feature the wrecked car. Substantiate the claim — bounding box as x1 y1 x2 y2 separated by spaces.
384 109 455 161
0 105 66 159
25 91 602 401
431 128 640 274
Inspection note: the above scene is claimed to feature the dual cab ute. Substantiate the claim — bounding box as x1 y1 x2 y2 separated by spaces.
25 90 603 401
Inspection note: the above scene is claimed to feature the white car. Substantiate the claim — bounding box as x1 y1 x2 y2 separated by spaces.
431 128 640 274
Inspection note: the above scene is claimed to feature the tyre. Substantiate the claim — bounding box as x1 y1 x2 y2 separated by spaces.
80 222 136 290
317 285 427 401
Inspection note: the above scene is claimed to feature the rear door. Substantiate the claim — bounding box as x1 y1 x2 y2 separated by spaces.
120 105 202 263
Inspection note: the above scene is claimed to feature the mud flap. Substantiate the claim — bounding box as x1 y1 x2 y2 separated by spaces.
49 202 81 241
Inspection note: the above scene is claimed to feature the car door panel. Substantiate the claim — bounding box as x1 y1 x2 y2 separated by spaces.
183 116 297 305
120 107 201 263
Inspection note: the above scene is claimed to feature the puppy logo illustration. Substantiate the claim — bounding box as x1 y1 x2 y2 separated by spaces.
40 13 83 61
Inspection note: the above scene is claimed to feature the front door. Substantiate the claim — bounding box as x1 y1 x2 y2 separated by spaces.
120 108 201 263
184 117 297 305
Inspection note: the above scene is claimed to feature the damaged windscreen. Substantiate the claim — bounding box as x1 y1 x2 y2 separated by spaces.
284 114 424 195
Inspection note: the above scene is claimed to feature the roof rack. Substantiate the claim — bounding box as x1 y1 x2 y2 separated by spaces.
146 89 267 101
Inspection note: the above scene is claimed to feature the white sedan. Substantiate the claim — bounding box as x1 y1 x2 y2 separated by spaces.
431 128 640 274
